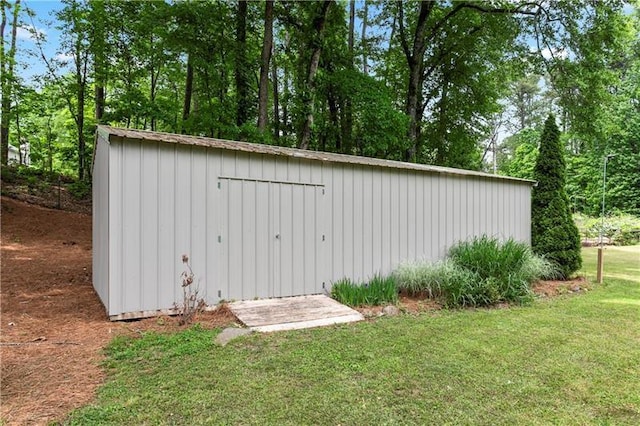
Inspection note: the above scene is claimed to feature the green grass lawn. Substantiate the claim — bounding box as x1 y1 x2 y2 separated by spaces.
68 247 640 425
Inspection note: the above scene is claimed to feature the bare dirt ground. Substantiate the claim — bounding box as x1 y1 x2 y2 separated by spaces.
0 196 237 425
0 193 588 425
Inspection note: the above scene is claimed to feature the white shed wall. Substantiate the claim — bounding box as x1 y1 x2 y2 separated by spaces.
95 132 532 319
92 133 109 307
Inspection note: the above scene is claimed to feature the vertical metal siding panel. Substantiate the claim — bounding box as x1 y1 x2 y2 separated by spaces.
92 135 109 310
352 167 364 280
140 142 159 311
484 181 491 237
271 183 282 296
174 147 193 308
390 172 400 265
157 144 176 310
438 175 447 258
492 181 500 238
521 185 532 244
275 157 288 181
407 172 416 259
227 179 243 300
235 152 250 176
121 142 142 313
207 150 222 304
281 184 295 295
108 140 123 315
255 182 270 298
380 170 391 274
452 178 460 245
219 179 229 299
362 168 373 279
415 173 424 258
497 183 504 239
300 159 312 183
488 180 495 238
190 148 208 300
398 172 408 262
343 166 354 278
313 162 327 291
248 154 263 179
290 184 305 294
241 180 256 298
316 185 327 291
372 169 382 273
459 178 468 242
473 178 481 237
449 177 457 246
423 175 433 261
303 185 316 293
221 151 236 176
262 155 276 180
506 184 513 240
331 165 343 280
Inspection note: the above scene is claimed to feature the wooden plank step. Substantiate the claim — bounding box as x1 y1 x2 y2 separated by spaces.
230 295 364 332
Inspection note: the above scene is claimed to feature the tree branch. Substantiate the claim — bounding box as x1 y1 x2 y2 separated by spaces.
396 1 410 60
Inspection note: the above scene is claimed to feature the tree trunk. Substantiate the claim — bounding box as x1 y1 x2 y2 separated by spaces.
271 42 280 140
282 58 289 139
76 45 87 181
1 0 20 165
327 88 341 151
340 0 354 153
15 106 21 164
235 0 249 129
397 1 433 161
92 0 106 123
182 53 193 134
298 0 333 150
258 0 273 132
361 0 368 75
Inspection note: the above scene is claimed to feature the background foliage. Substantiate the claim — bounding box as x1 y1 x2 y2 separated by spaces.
1 0 638 219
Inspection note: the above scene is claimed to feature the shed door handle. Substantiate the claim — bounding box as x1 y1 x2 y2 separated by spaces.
275 234 280 239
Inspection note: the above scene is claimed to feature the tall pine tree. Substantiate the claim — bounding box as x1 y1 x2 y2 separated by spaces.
531 115 582 278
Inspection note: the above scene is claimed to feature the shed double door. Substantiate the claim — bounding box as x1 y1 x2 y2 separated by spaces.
219 178 327 301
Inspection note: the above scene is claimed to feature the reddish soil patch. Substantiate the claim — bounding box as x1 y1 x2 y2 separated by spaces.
0 196 237 425
533 276 589 298
355 277 589 318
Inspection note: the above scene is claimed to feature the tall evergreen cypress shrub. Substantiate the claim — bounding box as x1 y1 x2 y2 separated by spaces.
531 115 582 278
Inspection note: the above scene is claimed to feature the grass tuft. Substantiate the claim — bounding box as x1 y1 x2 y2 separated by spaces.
331 274 398 307
393 259 474 299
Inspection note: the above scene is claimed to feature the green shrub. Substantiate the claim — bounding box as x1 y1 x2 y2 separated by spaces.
531 115 582 278
68 180 92 199
393 259 474 299
445 236 557 307
331 274 398 307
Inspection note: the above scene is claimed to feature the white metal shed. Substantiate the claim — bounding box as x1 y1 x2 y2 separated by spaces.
93 126 533 320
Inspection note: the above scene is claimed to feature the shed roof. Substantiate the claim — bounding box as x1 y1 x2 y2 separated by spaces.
97 125 534 185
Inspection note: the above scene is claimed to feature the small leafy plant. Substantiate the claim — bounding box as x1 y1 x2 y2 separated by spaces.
331 274 398 307
176 254 206 325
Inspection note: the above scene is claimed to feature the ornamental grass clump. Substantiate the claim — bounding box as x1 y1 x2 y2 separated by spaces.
331 274 398 307
445 236 558 307
393 259 474 299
